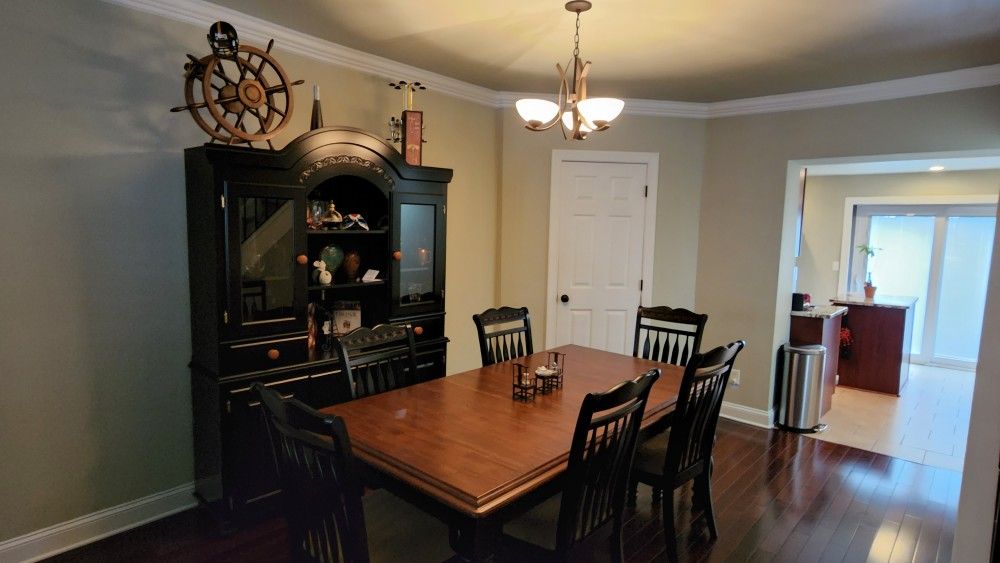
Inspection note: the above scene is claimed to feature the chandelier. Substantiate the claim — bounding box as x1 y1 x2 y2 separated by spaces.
515 1 624 140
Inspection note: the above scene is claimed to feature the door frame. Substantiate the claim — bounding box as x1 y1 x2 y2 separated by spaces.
545 150 659 348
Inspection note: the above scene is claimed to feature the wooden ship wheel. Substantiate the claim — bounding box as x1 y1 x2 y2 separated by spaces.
172 34 303 149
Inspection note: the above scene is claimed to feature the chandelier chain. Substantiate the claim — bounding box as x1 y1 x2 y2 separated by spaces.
573 11 581 58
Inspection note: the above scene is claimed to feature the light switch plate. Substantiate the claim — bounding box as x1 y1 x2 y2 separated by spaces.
731 369 741 386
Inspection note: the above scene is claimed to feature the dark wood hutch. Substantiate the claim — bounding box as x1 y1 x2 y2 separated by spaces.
185 127 452 523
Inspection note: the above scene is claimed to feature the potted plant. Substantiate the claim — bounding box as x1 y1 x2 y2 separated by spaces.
856 244 880 299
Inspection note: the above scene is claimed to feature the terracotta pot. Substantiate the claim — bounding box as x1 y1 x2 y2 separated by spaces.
863 284 877 299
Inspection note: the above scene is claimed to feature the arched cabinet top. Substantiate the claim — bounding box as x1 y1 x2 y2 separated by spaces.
195 127 452 196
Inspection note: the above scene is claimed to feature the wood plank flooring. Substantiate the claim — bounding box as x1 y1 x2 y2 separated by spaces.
48 419 960 563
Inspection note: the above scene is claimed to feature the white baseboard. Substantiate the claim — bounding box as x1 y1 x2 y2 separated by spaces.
0 482 196 563
720 401 773 429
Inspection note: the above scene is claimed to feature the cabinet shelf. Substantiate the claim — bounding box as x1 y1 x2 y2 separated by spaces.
308 280 385 291
307 229 387 236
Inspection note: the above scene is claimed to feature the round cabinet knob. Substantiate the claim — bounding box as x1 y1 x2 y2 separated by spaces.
560 294 569 303
392 251 403 261
296 254 308 265
266 348 280 360
413 326 424 336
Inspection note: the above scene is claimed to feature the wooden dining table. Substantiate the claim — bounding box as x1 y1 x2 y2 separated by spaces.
321 344 684 561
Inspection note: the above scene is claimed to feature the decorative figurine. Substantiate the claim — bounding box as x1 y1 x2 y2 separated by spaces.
535 351 566 393
313 260 333 286
322 202 343 229
170 21 305 149
387 80 427 165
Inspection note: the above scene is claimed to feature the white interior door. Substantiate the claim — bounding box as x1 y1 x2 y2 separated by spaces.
550 161 648 354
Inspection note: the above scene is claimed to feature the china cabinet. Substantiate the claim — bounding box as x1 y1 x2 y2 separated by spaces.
185 127 452 523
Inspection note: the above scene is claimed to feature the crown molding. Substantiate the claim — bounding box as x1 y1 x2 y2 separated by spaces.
102 0 500 107
708 64 1000 118
105 0 1000 118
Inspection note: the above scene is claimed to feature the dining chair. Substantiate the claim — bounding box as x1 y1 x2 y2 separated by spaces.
501 369 660 563
633 306 708 367
629 340 745 563
253 383 453 563
472 306 534 366
333 323 418 400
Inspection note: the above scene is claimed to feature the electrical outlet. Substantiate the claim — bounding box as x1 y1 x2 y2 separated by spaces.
731 369 741 386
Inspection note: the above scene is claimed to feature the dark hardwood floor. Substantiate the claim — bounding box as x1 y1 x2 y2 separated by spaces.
48 419 960 562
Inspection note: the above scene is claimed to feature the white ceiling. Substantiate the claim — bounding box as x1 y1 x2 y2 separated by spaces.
209 0 1000 102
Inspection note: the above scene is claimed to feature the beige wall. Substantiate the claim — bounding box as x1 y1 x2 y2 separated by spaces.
799 170 1000 305
498 112 707 347
697 87 1000 418
0 0 498 541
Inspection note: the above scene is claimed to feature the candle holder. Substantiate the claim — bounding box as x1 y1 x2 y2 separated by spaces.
512 362 537 402
535 351 566 394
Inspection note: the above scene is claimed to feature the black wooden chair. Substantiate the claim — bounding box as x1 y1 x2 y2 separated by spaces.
253 383 453 563
332 324 418 400
630 340 745 562
633 306 708 367
501 369 660 563
253 382 370 563
473 306 534 366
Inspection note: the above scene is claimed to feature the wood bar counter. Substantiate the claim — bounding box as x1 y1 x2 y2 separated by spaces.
790 305 847 415
831 295 916 396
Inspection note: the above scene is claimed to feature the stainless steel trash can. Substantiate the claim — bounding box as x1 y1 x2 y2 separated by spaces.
778 344 828 433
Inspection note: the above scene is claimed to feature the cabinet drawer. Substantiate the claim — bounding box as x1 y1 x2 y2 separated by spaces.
221 335 309 375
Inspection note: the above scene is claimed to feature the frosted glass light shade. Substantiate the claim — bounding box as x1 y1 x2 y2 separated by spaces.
577 97 624 125
515 99 559 125
562 111 593 133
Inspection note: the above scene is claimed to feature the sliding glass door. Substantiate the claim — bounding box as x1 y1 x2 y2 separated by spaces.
850 204 996 369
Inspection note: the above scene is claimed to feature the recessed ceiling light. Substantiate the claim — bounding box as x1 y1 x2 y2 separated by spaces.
929 165 945 172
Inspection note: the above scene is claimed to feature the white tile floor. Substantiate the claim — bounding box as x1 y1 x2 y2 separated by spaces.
805 363 973 471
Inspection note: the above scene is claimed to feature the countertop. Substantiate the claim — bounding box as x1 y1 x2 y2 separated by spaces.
831 294 918 309
790 305 849 319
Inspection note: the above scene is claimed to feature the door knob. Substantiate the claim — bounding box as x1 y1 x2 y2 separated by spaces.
560 294 569 303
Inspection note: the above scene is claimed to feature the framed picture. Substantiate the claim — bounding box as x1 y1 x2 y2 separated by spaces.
403 110 422 166
332 300 362 335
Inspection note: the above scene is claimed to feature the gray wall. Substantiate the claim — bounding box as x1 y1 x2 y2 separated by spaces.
799 170 1000 306
697 87 1000 417
0 0 501 541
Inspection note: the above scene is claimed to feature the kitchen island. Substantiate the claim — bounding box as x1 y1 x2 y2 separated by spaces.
831 295 917 396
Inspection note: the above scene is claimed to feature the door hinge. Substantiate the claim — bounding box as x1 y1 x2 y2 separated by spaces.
644 185 648 197
440 289 445 300
640 279 644 291
223 310 229 324
225 400 231 414
442 205 446 215
220 195 226 209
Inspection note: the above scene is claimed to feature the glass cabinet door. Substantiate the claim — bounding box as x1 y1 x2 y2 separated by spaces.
225 183 306 337
392 194 445 316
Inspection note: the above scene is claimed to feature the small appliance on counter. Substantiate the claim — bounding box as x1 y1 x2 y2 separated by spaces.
792 293 805 311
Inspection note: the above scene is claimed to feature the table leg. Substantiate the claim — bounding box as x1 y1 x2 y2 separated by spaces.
449 516 501 562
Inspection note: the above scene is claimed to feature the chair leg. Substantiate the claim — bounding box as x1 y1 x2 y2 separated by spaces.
611 517 625 563
662 490 678 563
627 479 638 507
695 472 718 540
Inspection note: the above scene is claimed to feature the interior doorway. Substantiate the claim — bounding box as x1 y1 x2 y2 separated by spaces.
545 150 659 352
785 153 1000 472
